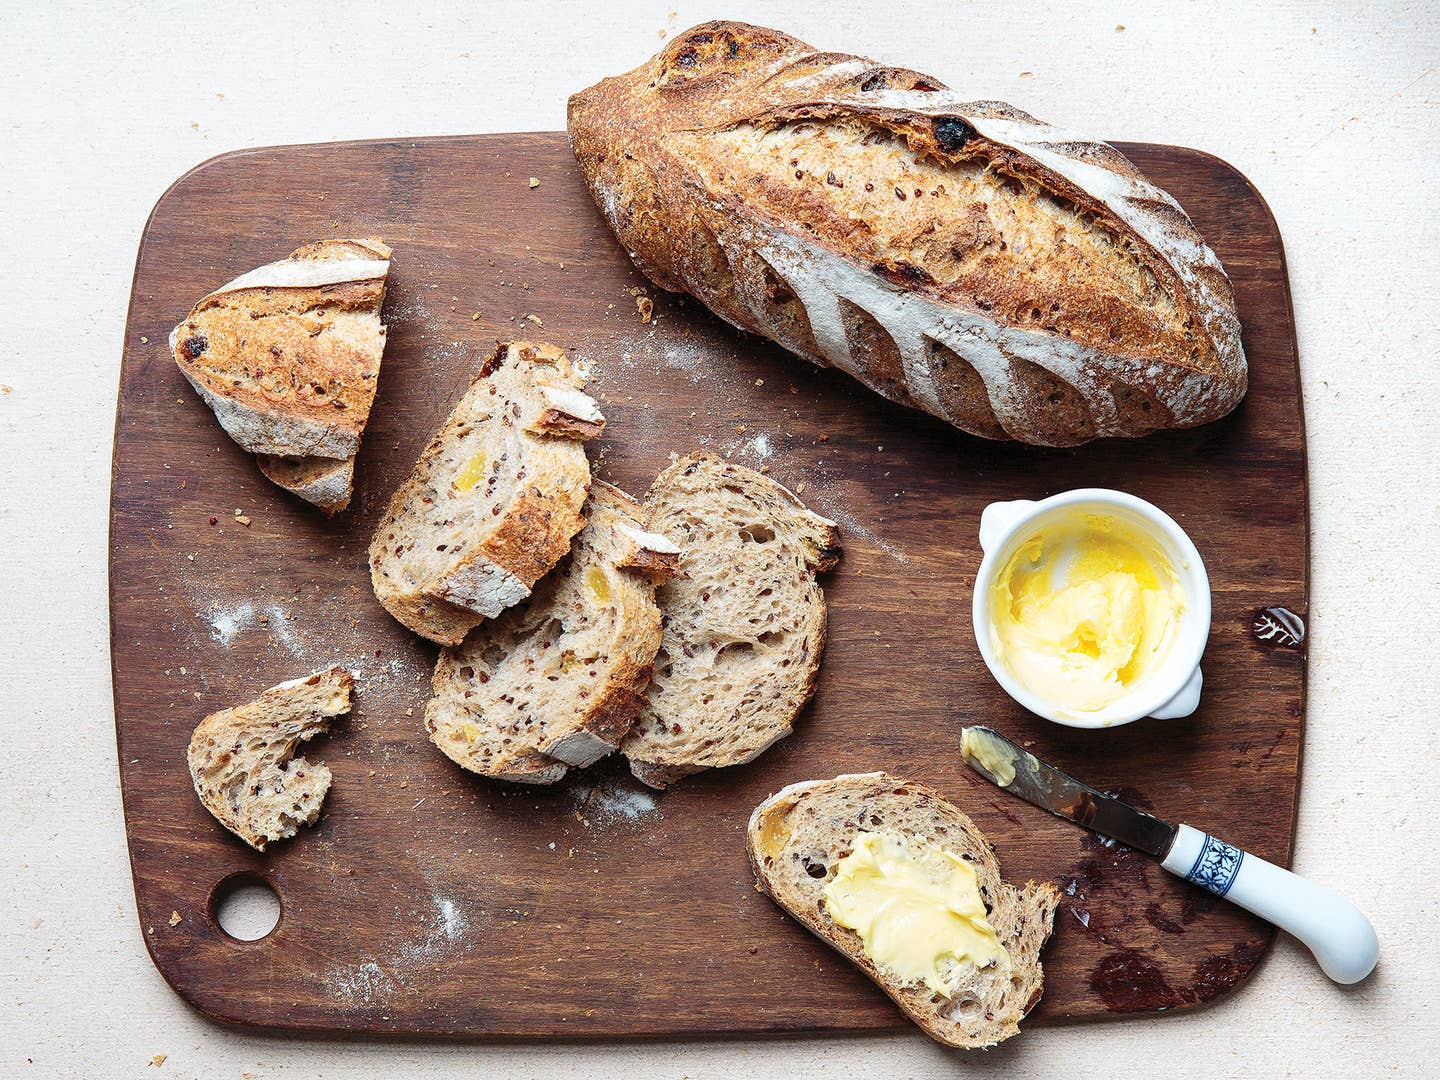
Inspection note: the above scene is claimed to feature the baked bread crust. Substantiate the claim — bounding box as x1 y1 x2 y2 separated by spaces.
568 22 1247 446
747 773 1061 1048
425 480 676 784
369 341 603 645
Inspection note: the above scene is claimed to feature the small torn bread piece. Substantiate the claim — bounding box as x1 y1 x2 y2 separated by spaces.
170 237 391 511
369 341 602 645
425 481 674 783
747 773 1061 1048
187 666 353 851
621 455 840 788
256 454 355 516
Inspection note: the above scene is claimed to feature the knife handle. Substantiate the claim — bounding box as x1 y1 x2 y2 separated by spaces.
1162 824 1378 984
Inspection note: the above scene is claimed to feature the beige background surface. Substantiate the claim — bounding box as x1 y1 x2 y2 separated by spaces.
2 1 1436 1076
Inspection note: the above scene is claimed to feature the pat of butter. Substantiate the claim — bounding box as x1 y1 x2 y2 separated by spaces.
823 832 1008 997
990 512 1182 714
453 450 488 492
960 727 1017 786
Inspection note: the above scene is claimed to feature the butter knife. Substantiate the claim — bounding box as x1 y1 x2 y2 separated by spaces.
960 726 1378 984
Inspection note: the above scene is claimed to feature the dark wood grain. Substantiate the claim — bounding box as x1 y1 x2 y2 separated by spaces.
111 133 1305 1037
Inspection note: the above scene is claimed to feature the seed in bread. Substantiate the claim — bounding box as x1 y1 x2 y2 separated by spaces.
369 341 603 646
621 455 840 788
171 238 391 511
747 773 1061 1048
186 666 353 851
425 480 677 784
568 22 1246 446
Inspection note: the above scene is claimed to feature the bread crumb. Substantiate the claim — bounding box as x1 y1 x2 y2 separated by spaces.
526 313 544 327
1115 23 1125 30
528 177 540 188
1019 71 1034 78
235 515 251 527
796 482 806 494
148 1055 167 1067
817 434 829 442
168 911 181 927
399 780 408 789
139 336 149 344
472 311 482 320
754 378 764 386
405 707 413 716
636 296 653 323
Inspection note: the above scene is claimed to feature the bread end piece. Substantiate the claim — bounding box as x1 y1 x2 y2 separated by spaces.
256 454 354 515
186 666 353 851
746 773 1060 1049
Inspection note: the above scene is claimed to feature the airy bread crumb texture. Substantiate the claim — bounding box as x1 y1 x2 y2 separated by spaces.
747 773 1060 1048
186 666 353 851
369 341 602 645
425 481 674 784
622 454 841 788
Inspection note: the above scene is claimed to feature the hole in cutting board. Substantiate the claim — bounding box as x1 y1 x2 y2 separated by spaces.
210 873 282 942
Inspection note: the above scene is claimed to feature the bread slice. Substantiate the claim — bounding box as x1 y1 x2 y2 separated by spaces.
256 454 354 516
620 455 840 788
186 666 353 851
747 773 1061 1048
171 237 390 511
369 341 604 645
424 480 678 784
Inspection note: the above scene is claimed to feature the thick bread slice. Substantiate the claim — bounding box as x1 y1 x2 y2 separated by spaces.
747 773 1061 1048
171 239 390 506
569 22 1246 446
620 455 840 788
424 480 677 784
186 666 353 851
369 341 604 645
256 454 355 516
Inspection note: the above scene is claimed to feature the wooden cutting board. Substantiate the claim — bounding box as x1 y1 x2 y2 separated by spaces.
111 133 1305 1037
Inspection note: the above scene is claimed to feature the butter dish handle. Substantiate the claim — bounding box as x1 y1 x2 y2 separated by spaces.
978 500 1036 554
1162 823 1379 984
1147 666 1203 720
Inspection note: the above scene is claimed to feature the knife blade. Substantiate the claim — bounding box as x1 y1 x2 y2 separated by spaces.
959 725 1176 856
958 725 1379 984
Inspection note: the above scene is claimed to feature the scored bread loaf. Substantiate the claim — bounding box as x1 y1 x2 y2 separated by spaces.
171 237 391 512
747 773 1061 1048
425 480 678 784
621 455 840 788
568 22 1246 447
186 666 353 851
369 341 604 646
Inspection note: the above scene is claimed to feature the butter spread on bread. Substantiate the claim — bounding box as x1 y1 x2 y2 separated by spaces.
170 238 391 512
369 341 603 646
747 773 1060 1048
425 480 676 784
569 22 1246 446
187 666 352 851
621 455 840 788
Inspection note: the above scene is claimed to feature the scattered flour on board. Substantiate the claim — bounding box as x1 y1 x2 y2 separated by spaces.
324 895 472 1007
570 776 659 829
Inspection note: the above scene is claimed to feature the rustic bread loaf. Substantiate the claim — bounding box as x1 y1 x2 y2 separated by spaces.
747 773 1061 1048
171 238 390 510
425 480 678 784
620 455 840 788
569 22 1246 446
369 341 604 645
186 666 353 851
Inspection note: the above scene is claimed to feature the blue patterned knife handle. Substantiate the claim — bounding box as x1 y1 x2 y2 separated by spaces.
1185 833 1246 896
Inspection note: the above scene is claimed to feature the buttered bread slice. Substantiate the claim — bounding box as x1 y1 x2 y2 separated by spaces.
370 341 604 645
171 237 391 513
747 773 1061 1048
187 666 353 851
425 480 677 783
621 455 841 788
